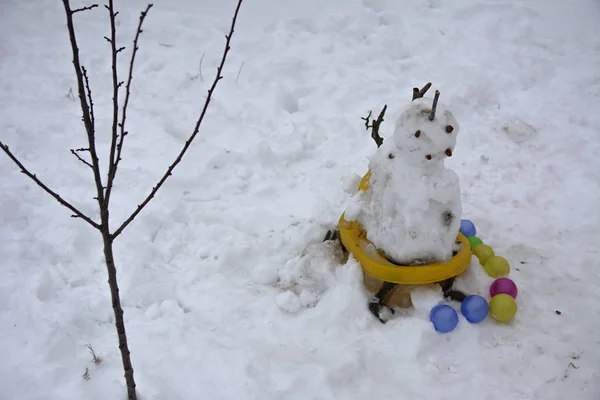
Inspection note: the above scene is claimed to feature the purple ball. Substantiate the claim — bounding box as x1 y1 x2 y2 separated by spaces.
489 278 518 299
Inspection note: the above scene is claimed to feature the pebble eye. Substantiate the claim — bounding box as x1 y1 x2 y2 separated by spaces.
445 149 453 157
445 125 454 133
388 153 395 159
425 154 432 160
415 130 421 138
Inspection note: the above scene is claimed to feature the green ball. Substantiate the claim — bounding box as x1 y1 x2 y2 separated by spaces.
472 244 495 265
483 256 511 278
467 236 483 249
489 294 517 323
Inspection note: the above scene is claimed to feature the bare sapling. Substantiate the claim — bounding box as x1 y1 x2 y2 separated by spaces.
0 0 244 399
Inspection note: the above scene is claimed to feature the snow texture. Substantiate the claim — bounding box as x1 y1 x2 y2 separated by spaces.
347 97 462 265
1 0 600 399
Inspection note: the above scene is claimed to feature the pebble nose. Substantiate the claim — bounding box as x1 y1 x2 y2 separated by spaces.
445 149 453 157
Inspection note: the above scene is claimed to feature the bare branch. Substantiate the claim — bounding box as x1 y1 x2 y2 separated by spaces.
105 3 153 209
112 0 244 239
0 141 100 230
81 66 95 130
61 0 106 211
412 82 432 100
72 4 98 14
71 148 93 168
105 0 121 209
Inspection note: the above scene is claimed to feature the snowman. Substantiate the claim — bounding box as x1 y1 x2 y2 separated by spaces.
344 89 464 321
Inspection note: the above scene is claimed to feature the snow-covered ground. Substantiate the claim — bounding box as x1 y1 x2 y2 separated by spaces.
1 0 599 399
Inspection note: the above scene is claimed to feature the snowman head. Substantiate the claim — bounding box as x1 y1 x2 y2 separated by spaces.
391 95 460 167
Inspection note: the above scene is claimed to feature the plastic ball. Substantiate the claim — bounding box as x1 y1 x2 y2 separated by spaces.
489 294 517 323
430 304 459 333
483 256 510 278
460 219 477 237
467 236 483 249
460 295 489 323
472 244 495 264
490 278 518 299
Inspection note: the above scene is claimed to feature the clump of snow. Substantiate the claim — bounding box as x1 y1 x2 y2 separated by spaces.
498 117 537 144
276 240 346 313
347 97 462 265
410 284 444 314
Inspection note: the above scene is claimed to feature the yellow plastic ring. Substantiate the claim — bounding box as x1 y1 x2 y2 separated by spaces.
341 170 472 284
338 214 472 284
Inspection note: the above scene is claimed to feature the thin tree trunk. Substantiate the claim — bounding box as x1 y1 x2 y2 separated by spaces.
101 228 136 400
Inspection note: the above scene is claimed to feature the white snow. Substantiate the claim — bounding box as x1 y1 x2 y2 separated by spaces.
347 96 462 264
1 0 600 399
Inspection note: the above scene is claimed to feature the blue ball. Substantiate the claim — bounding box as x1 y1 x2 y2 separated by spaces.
460 219 477 237
461 295 489 323
430 304 459 333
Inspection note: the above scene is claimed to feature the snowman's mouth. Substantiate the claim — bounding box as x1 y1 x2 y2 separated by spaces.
425 149 452 161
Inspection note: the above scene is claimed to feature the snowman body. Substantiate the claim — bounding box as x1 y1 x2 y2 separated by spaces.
346 97 462 265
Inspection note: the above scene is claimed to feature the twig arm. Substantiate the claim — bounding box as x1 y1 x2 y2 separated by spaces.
372 105 387 147
361 105 387 148
0 142 100 229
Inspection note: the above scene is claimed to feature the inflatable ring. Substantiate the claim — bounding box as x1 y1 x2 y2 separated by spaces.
338 171 472 285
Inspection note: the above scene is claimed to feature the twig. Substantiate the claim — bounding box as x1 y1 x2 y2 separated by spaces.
412 82 432 100
71 148 93 168
112 0 244 239
236 62 244 83
563 361 578 379
67 87 75 101
361 105 387 148
81 67 95 130
199 53 204 81
105 0 121 208
61 0 106 211
72 4 98 14
0 142 100 229
87 344 103 365
361 110 372 130
105 3 153 208
429 90 440 121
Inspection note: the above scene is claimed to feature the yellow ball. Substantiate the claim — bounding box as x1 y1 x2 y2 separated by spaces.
472 244 495 264
489 294 517 323
483 256 511 278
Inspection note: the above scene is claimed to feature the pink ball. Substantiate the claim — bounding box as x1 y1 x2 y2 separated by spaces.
490 278 518 299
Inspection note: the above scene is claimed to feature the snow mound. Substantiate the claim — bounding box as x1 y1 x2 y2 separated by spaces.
276 239 347 313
